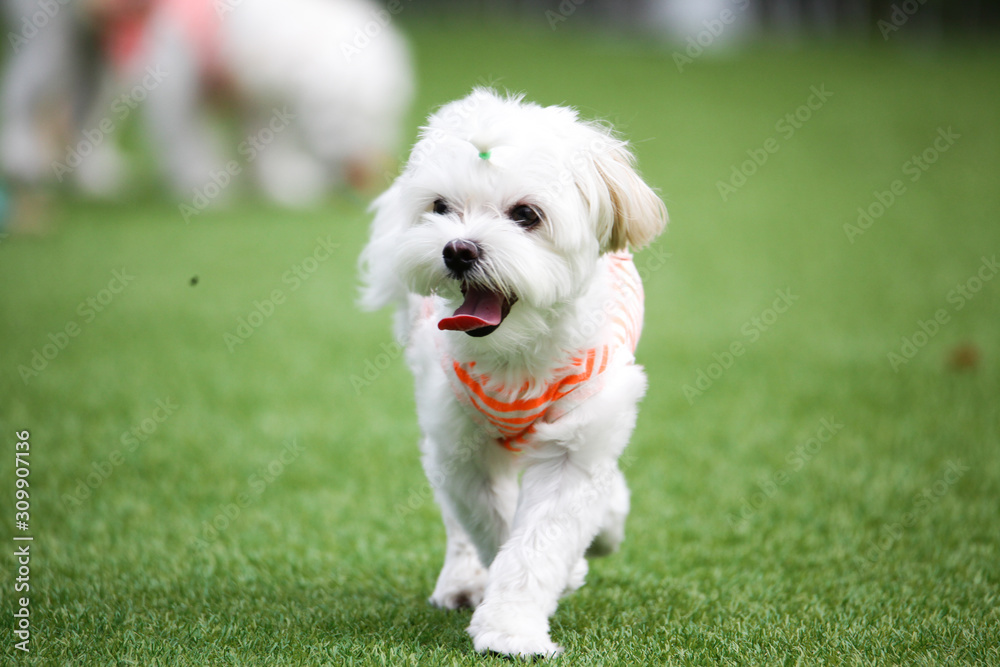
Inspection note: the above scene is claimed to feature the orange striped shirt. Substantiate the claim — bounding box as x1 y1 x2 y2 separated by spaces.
435 253 644 452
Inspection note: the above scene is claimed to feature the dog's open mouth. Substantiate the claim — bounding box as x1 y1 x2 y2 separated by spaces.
438 284 515 337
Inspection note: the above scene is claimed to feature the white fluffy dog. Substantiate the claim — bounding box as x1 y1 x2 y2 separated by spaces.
138 0 414 203
0 0 412 207
360 89 667 658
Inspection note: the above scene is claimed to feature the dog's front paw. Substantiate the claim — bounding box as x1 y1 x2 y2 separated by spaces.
468 604 562 659
561 558 588 597
429 583 485 610
429 561 487 610
471 628 563 659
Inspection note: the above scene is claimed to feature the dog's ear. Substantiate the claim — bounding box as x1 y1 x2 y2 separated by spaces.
584 135 668 253
359 181 410 311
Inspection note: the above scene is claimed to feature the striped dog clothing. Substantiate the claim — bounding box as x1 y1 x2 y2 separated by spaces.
434 253 644 452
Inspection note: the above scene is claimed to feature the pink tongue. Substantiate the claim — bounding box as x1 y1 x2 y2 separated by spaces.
438 286 504 332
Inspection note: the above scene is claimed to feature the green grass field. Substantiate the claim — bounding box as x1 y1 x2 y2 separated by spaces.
2 19 999 665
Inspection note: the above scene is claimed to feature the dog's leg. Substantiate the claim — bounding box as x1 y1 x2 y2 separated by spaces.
422 434 519 610
428 502 488 610
142 17 226 199
467 451 621 658
0 0 75 184
72 66 129 199
467 363 644 658
585 464 630 557
246 106 328 207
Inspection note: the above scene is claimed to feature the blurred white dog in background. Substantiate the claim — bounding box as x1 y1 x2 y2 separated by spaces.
138 0 414 204
0 0 413 226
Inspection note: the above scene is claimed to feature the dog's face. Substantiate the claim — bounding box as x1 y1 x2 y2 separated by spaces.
361 89 666 342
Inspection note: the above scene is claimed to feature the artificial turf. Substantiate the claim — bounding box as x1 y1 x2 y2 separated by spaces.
2 18 998 666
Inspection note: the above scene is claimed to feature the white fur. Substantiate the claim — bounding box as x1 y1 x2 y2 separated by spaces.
360 89 667 658
141 0 414 202
0 0 413 204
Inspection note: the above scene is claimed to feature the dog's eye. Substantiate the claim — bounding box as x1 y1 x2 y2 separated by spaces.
510 204 541 230
432 198 450 215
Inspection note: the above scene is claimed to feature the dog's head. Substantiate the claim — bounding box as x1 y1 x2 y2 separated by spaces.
360 89 667 340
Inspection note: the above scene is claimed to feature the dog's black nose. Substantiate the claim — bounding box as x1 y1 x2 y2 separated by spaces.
443 239 480 276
